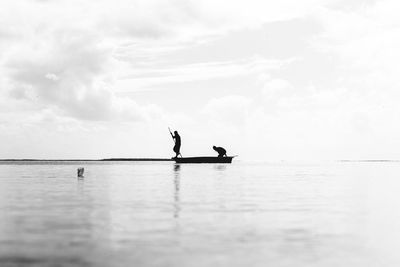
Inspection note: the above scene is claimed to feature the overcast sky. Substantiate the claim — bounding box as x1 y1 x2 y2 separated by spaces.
0 0 399 160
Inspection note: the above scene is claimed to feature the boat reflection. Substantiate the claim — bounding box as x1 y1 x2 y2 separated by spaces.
213 164 227 171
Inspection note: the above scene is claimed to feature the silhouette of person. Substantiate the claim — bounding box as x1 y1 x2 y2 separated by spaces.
171 131 181 158
213 146 227 157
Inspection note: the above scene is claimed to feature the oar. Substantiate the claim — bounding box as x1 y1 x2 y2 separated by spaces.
168 127 174 141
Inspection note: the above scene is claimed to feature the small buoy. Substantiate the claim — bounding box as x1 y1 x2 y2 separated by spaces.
77 167 84 178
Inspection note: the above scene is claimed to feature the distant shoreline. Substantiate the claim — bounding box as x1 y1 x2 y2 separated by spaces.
338 159 400 162
0 158 173 162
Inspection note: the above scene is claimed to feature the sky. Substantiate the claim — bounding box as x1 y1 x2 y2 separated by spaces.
0 0 399 160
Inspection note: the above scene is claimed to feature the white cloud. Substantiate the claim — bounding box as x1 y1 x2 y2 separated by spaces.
2 23 165 122
315 0 400 82
202 95 252 124
262 78 294 99
117 57 290 91
45 73 60 81
0 0 307 123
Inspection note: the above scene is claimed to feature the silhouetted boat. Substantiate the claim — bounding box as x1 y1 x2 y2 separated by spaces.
173 156 235 164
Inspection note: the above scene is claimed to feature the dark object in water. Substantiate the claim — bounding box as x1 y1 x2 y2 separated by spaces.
77 167 84 177
173 156 235 164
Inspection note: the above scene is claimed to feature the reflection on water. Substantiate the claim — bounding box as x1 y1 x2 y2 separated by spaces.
213 164 227 171
173 164 181 219
0 161 399 267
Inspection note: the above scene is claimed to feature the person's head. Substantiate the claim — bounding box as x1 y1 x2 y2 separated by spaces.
174 131 178 134
213 146 217 150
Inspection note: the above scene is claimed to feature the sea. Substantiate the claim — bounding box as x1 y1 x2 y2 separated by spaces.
0 160 399 267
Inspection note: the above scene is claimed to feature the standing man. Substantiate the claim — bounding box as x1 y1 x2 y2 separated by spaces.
169 129 182 158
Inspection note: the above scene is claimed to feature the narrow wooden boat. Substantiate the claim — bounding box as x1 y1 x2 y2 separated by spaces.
173 156 235 164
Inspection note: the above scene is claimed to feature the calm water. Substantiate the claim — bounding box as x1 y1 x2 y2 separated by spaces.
0 161 399 267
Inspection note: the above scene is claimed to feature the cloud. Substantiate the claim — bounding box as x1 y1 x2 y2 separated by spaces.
310 0 400 130
0 0 201 123
1 0 399 160
117 56 291 91
0 0 306 123
45 73 60 81
201 95 253 126
315 0 400 81
262 78 294 98
3 26 162 122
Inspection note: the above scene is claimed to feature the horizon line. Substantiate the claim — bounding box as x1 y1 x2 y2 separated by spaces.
0 158 399 163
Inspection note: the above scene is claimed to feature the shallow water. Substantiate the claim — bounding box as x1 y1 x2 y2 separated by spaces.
0 161 399 267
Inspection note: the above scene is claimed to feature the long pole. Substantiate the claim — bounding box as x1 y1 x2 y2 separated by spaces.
168 127 174 141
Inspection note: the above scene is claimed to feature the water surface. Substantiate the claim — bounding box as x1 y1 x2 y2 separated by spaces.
0 161 399 267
